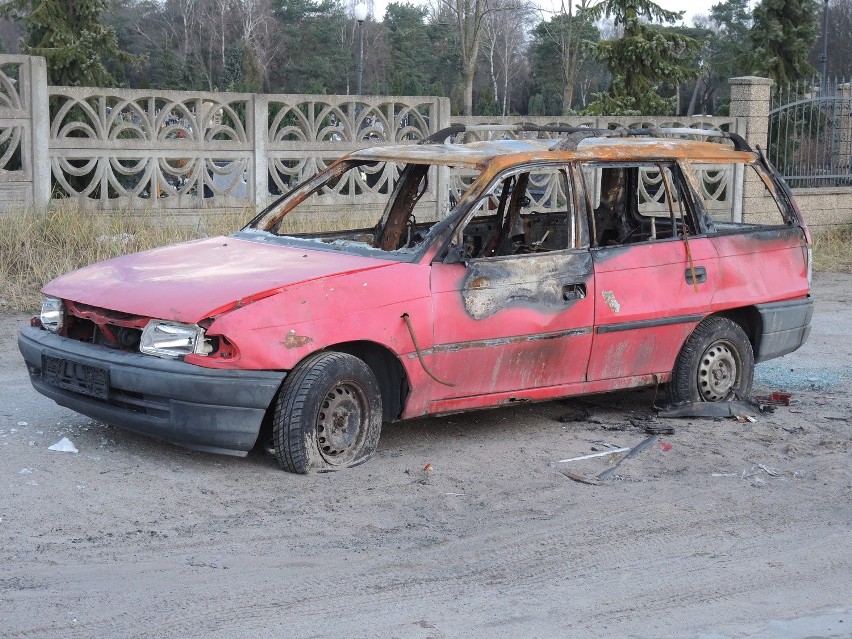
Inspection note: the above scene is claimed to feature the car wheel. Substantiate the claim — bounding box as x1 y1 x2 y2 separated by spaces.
272 352 382 474
668 316 754 404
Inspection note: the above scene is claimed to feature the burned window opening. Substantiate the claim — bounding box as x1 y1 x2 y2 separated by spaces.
581 162 698 247
450 166 578 262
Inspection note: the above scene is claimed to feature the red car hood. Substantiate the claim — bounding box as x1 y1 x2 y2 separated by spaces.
43 236 394 323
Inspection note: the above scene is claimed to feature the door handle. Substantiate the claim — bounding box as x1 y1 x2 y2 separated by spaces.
685 266 707 285
562 283 586 301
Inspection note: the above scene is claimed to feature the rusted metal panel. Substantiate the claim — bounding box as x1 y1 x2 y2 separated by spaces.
461 251 593 320
427 372 669 416
427 255 595 400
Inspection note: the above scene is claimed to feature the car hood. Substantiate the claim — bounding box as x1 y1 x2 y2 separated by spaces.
43 236 395 323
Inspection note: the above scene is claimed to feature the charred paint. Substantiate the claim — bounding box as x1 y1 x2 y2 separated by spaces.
461 252 592 320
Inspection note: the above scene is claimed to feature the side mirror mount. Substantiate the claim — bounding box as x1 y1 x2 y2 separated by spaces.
443 244 467 265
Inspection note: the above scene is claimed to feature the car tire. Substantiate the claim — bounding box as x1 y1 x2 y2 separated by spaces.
668 316 754 404
272 352 382 474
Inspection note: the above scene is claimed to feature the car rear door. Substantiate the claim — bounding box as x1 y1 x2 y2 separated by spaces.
582 162 719 382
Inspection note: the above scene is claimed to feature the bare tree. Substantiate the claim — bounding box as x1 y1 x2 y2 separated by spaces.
538 0 598 113
481 0 536 115
432 0 520 115
231 0 278 89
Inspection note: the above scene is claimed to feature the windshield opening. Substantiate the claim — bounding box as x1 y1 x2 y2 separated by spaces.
247 159 482 255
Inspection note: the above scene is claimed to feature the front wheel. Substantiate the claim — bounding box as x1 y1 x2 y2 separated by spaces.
272 352 382 474
668 317 754 405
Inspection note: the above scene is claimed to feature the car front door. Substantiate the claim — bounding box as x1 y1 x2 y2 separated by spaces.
426 165 595 412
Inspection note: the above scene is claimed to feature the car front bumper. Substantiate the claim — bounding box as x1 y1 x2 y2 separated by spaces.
19 326 286 456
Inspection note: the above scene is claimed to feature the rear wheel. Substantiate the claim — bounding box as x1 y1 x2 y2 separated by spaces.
668 317 754 404
272 352 382 474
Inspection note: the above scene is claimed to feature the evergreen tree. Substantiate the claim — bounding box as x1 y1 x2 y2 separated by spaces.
384 3 434 96
750 0 819 85
587 0 701 115
0 0 141 86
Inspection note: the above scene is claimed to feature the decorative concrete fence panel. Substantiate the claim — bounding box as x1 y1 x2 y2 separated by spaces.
0 56 49 210
46 87 449 219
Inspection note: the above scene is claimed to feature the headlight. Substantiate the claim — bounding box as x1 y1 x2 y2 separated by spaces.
40 296 64 333
140 320 212 359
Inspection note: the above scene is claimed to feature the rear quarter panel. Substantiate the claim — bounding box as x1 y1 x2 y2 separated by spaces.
710 227 809 310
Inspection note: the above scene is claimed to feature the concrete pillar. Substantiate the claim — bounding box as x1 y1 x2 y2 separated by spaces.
729 77 774 224
252 94 269 211
729 76 773 151
28 56 51 209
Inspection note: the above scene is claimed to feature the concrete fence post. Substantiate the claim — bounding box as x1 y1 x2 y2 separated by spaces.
252 94 269 211
729 77 774 224
28 56 50 209
729 76 773 151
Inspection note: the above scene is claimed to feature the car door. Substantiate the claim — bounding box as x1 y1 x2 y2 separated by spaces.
426 165 595 410
582 162 719 382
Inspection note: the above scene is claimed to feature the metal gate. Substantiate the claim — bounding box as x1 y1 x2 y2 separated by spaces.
769 78 852 188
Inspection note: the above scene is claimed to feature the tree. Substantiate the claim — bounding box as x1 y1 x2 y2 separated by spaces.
810 0 852 78
1 0 141 86
480 0 535 115
529 4 599 114
432 0 520 115
269 0 351 93
588 0 701 114
383 3 436 94
750 0 819 85
688 0 753 115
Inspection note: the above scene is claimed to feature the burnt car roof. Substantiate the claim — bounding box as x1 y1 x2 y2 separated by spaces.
350 136 754 169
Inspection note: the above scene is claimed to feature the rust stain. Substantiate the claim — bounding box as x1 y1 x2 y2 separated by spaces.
283 330 313 349
469 276 488 289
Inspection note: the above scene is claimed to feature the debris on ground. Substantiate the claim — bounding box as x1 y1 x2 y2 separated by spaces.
657 400 760 419
659 441 673 452
558 469 603 486
48 437 78 453
596 435 658 480
554 447 630 463
556 407 592 423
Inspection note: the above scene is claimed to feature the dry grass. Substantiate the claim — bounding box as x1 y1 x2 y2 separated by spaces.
0 203 249 312
812 224 852 274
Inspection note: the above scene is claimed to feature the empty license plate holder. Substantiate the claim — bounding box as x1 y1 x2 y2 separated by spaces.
42 355 109 400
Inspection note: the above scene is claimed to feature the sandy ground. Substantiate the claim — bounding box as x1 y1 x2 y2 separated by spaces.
1 274 850 639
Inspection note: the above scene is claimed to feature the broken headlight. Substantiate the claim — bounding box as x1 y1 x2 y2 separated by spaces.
40 296 64 333
140 320 213 359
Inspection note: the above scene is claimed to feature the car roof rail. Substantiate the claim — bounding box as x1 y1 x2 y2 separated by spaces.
553 126 752 152
420 124 589 144
421 124 752 152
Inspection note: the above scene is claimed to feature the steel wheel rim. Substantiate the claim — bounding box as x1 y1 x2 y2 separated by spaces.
697 339 741 401
316 382 368 464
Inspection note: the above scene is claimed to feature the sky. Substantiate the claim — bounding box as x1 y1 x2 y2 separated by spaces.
366 0 723 25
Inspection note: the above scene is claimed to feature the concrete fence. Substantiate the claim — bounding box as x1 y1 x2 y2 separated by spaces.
0 56 849 230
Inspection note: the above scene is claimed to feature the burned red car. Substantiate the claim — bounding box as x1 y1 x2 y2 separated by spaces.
19 126 813 473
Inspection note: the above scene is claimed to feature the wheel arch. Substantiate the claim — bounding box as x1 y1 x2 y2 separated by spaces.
707 306 761 354
324 340 409 423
